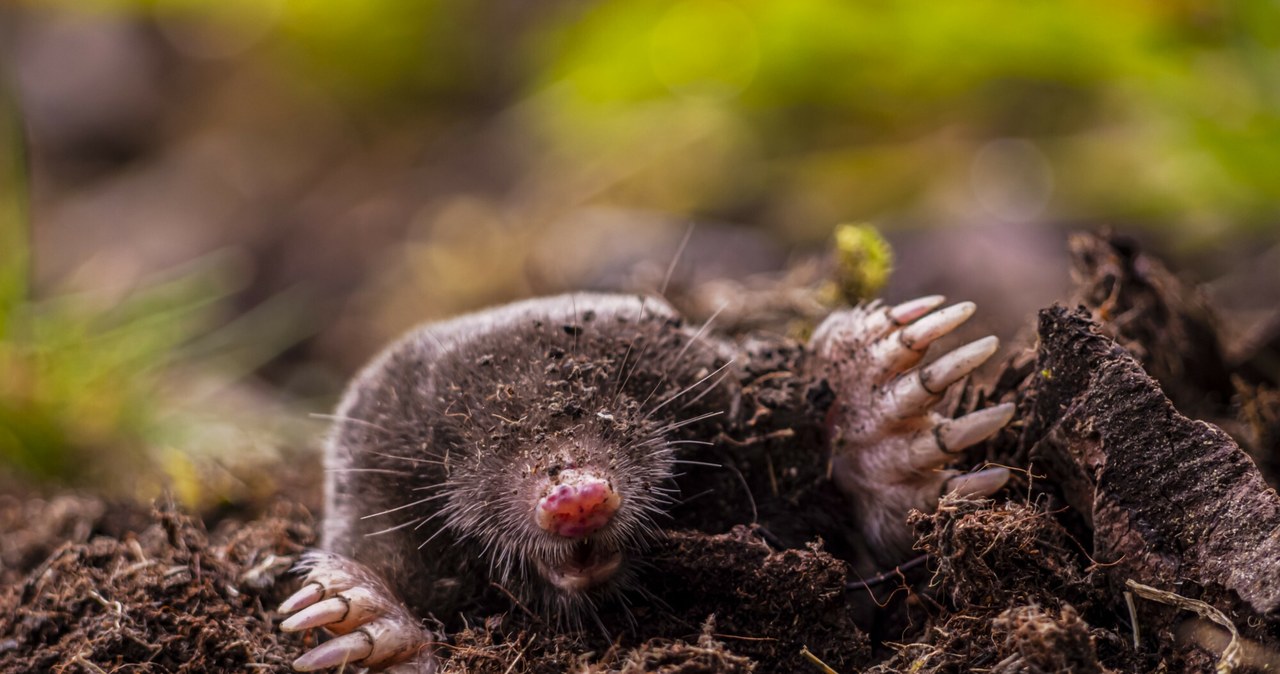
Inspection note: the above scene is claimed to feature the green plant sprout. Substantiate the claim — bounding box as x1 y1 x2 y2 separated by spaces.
0 83 309 505
831 222 893 304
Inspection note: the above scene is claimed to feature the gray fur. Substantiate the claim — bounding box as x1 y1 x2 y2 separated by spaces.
320 293 741 622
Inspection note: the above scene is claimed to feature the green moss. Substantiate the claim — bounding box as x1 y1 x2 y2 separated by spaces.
832 223 894 303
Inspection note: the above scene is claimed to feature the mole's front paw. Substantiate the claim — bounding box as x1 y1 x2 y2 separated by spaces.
810 296 1014 561
279 551 437 673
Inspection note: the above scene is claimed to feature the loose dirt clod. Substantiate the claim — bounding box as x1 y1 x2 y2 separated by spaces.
437 526 872 672
639 527 870 672
867 495 1125 674
911 494 1097 612
990 603 1106 674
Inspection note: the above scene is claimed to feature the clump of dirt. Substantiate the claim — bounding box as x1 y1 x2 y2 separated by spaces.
637 527 869 671
1066 231 1236 418
912 495 1098 613
0 499 314 673
440 616 756 674
989 603 1106 674
1234 380 1280 486
867 495 1135 673
433 526 869 672
433 617 584 674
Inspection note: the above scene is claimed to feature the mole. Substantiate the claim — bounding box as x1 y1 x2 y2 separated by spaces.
277 293 1013 672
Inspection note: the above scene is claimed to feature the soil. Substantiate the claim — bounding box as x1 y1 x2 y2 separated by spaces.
2 231 1279 673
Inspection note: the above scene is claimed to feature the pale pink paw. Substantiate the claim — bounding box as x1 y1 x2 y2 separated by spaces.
279 551 437 673
810 296 1013 560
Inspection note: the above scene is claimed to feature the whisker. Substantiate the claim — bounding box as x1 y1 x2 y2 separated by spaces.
671 459 722 468
325 468 410 476
664 440 714 447
678 366 735 411
418 525 450 549
645 359 735 420
613 338 636 402
661 222 695 298
364 518 425 537
360 492 451 519
672 488 716 507
658 409 724 433
724 461 758 524
413 509 450 530
368 450 444 466
310 413 389 433
422 327 450 353
614 338 653 406
570 293 580 358
636 306 728 415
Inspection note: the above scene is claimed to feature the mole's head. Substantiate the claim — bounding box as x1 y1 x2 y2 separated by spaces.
443 421 675 604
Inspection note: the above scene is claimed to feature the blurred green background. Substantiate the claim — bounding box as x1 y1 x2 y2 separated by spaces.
1 0 1277 502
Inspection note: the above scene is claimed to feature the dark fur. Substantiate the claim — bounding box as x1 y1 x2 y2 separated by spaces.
322 294 744 625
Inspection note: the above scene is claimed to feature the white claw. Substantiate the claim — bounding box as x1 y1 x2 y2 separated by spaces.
906 430 951 472
918 336 999 394
937 403 1015 453
887 337 999 417
905 404 1015 472
888 370 941 418
281 597 349 632
281 551 436 673
293 631 374 671
872 301 978 376
362 617 432 668
900 302 976 350
278 581 324 614
888 295 947 325
282 586 385 633
945 466 1010 498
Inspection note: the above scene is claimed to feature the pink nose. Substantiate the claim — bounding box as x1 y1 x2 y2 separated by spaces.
535 469 621 538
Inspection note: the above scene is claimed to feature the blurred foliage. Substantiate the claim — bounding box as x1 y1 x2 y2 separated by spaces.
1 71 305 501
41 0 1280 241
55 0 498 105
0 73 27 344
0 250 310 503
530 0 1280 239
0 265 220 485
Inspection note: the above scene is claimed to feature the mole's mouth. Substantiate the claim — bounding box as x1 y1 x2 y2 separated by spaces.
537 540 623 593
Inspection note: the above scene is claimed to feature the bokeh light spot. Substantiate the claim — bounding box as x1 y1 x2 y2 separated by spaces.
970 138 1054 222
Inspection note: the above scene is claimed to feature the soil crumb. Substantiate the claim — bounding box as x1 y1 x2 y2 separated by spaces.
0 499 314 673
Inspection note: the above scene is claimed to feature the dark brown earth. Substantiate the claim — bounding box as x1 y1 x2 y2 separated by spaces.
2 232 1279 673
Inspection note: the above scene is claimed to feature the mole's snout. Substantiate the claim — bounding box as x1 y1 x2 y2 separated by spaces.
535 469 621 538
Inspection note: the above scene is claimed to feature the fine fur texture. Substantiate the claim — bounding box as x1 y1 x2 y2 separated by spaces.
322 294 741 626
